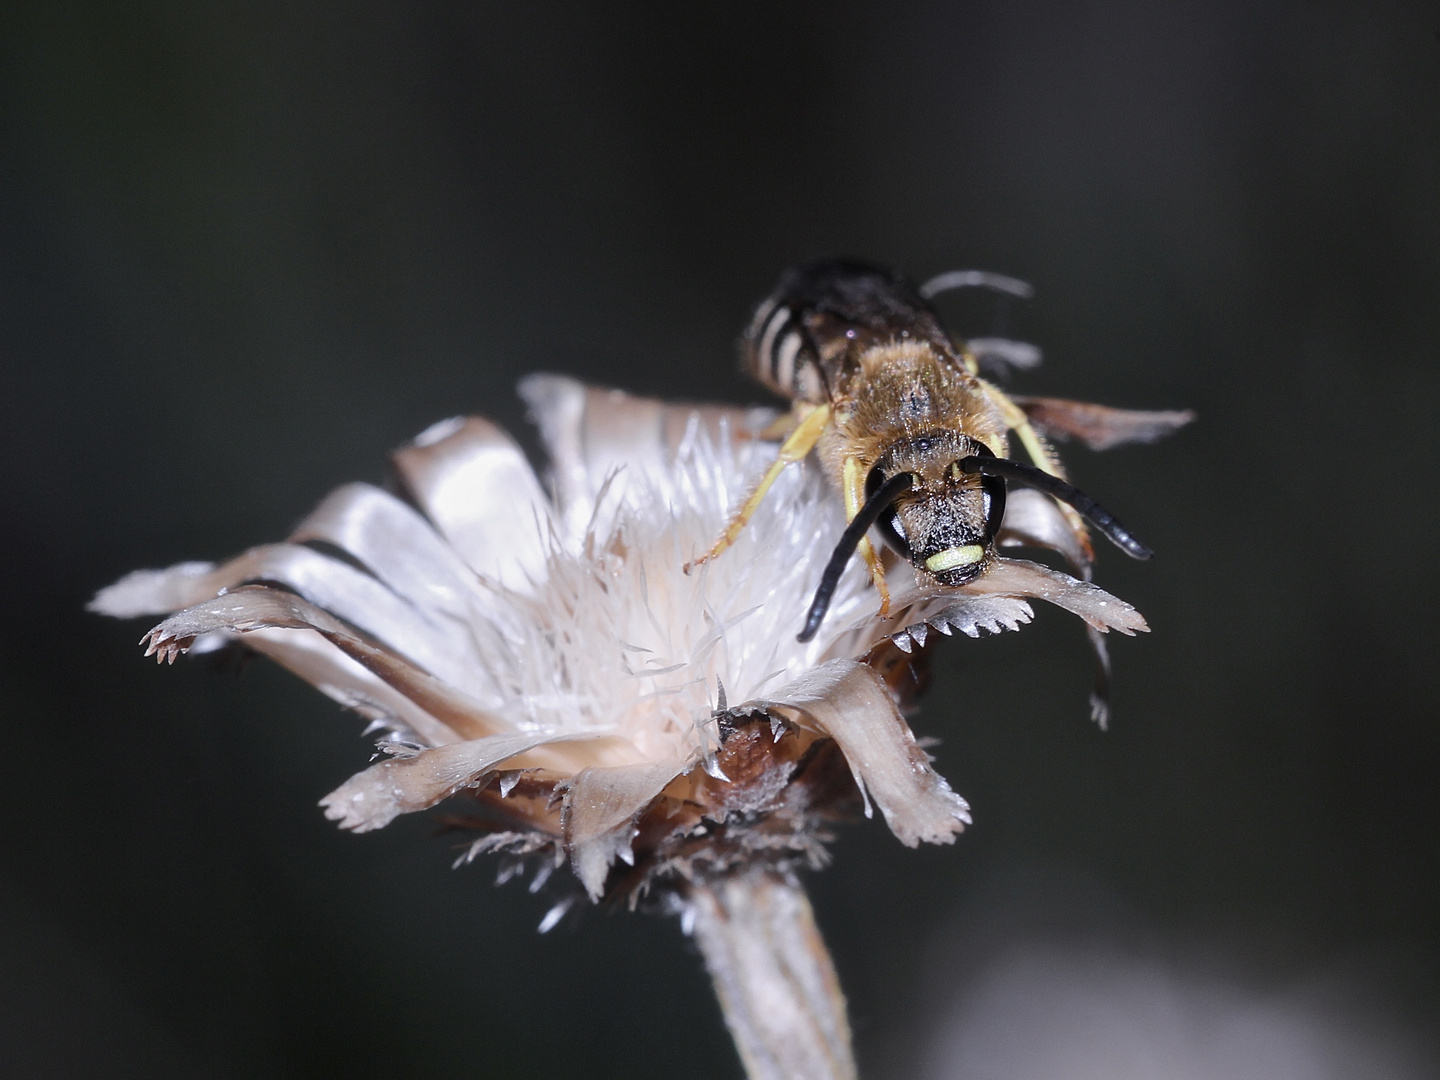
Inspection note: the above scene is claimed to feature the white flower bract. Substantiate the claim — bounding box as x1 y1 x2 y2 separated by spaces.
92 375 1146 901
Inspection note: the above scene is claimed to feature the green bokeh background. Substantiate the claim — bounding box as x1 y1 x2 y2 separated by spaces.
2 2 1436 1076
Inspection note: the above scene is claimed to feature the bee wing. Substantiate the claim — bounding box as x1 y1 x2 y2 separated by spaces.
1012 396 1194 451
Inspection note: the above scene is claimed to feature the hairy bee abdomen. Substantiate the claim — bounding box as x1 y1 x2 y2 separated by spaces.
742 259 956 406
742 296 827 403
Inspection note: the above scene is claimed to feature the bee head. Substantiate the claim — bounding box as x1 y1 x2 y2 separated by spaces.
800 427 1151 643
867 432 1007 586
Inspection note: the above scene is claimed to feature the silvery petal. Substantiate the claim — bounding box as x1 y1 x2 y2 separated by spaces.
997 488 1092 575
89 562 217 618
824 591 1034 661
163 543 487 695
519 374 777 539
289 482 484 621
392 416 553 590
516 375 591 532
757 659 971 847
965 558 1149 635
100 542 502 705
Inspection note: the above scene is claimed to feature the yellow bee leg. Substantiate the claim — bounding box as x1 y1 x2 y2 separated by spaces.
685 403 831 572
980 378 1064 476
754 410 800 442
981 379 1095 563
860 537 891 614
843 455 893 616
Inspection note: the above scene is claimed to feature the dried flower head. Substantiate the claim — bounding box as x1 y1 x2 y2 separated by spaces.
93 375 1150 1079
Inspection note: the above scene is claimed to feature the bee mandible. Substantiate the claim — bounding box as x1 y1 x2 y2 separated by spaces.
686 259 1190 646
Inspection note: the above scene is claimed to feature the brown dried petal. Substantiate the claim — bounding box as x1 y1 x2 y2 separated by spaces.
563 760 690 899
242 627 464 749
320 732 575 832
96 543 480 694
759 659 971 847
141 585 505 742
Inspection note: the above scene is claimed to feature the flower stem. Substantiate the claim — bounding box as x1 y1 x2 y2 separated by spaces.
689 870 858 1080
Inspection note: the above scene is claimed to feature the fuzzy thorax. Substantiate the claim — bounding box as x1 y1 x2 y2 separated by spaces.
817 340 1009 481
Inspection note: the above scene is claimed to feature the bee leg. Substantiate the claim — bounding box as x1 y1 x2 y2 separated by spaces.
1087 626 1112 730
754 411 800 442
843 456 893 616
981 379 1096 564
860 538 891 614
685 403 831 572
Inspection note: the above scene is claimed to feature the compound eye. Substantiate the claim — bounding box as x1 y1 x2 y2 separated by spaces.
865 465 913 559
948 443 1007 543
981 474 1007 540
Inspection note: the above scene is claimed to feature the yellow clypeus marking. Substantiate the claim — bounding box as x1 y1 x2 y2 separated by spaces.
925 545 985 573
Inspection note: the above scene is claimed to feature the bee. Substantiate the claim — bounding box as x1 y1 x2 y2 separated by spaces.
688 258 1189 647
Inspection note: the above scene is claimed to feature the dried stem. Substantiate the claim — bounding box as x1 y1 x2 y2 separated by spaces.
689 870 857 1080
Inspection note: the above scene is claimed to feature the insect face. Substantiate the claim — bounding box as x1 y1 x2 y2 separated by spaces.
867 433 1007 587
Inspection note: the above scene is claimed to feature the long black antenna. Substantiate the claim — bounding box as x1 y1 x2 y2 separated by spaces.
957 456 1152 559
798 471 915 643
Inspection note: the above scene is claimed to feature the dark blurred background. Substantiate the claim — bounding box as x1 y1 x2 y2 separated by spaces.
2 2 1437 1077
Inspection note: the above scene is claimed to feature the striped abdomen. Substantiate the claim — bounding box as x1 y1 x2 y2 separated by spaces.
742 297 827 404
741 260 952 405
